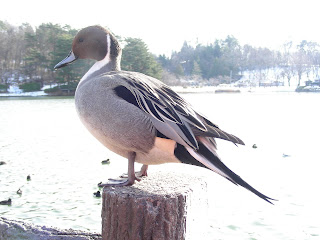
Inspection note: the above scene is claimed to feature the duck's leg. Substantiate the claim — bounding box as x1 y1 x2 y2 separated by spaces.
139 164 148 177
98 152 136 187
120 164 148 180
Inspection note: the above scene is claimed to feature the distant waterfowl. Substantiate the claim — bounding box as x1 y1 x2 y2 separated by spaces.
252 144 258 149
0 161 6 165
17 188 22 195
101 159 110 164
54 25 275 204
27 175 31 181
0 198 12 205
93 191 101 197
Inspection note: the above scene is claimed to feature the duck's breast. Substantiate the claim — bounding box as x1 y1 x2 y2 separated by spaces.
74 75 156 157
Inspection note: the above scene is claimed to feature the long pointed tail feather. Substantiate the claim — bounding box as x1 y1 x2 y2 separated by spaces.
174 141 276 204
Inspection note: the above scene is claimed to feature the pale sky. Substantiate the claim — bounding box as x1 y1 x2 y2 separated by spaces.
1 0 319 55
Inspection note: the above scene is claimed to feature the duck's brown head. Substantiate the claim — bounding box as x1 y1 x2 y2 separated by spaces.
54 25 121 69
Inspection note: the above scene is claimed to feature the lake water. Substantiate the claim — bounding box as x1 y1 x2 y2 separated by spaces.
0 92 319 239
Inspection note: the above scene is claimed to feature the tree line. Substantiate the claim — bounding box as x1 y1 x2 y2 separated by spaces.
1 20 320 91
159 37 320 87
0 21 161 91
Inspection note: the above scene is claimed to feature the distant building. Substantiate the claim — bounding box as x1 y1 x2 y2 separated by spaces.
305 80 320 86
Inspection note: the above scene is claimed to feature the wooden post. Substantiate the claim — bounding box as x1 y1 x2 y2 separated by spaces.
101 170 208 240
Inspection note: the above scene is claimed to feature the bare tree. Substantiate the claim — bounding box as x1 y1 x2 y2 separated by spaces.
280 41 295 86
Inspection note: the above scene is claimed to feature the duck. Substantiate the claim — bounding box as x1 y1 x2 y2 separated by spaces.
0 198 12 205
101 159 110 164
282 153 290 158
93 191 101 197
54 25 275 204
27 175 31 181
17 188 22 195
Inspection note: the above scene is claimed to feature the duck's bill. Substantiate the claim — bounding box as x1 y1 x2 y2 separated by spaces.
54 51 78 69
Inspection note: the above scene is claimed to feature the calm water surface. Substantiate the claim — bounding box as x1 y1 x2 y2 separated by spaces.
0 93 319 239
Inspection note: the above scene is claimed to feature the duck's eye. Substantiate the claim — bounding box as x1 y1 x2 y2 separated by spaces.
79 38 84 43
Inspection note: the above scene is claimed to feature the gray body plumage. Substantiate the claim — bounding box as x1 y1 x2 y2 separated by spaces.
54 25 275 204
75 71 180 165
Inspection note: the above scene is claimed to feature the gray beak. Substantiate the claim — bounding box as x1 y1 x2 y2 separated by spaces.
54 51 78 69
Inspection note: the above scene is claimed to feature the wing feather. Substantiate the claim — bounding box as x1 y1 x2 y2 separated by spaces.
114 72 244 148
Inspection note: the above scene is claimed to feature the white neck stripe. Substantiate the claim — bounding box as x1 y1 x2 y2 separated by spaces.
79 34 111 83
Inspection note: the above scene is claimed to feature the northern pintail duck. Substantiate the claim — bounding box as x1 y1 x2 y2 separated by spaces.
55 26 274 203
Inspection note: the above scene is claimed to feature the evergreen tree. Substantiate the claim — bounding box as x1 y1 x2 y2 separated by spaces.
23 31 45 85
173 64 184 77
121 38 162 79
191 60 202 76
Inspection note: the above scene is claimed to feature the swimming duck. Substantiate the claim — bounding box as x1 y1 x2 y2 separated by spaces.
54 26 274 204
101 159 110 164
93 191 101 197
17 188 22 195
0 198 12 205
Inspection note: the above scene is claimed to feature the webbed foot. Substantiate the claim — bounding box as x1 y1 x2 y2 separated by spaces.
98 178 134 187
98 152 138 187
120 164 148 179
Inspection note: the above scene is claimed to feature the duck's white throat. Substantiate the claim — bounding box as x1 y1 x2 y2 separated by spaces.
80 34 111 83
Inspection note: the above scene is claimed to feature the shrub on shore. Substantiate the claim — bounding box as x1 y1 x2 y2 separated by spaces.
19 82 41 92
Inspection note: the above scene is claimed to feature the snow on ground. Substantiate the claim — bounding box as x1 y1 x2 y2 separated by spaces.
0 91 48 97
0 84 53 97
1 85 297 97
171 85 296 94
238 67 319 87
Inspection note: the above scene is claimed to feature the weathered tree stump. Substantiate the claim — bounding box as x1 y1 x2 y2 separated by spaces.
101 170 208 240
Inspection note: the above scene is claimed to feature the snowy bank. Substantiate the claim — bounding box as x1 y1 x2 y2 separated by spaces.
0 91 48 97
171 85 296 94
0 85 303 97
0 84 52 97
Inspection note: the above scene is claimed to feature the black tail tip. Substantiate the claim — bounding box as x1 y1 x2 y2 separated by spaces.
262 196 278 205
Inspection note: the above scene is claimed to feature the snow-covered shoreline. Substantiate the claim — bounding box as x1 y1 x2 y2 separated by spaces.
0 90 48 97
2 85 319 97
0 84 56 97
171 85 297 94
